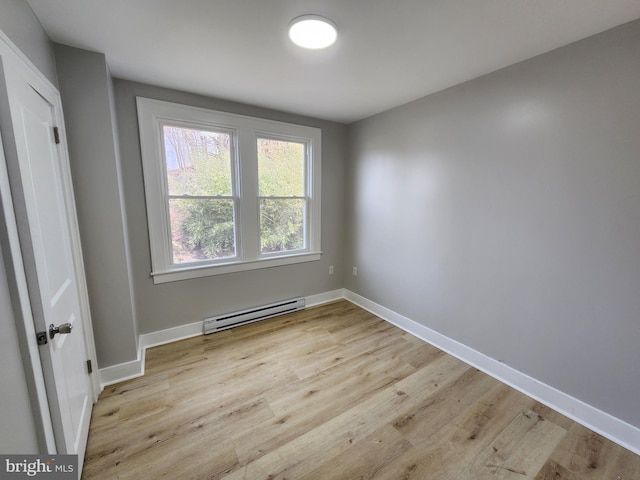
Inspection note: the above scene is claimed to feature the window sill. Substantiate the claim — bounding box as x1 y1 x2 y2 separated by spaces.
150 252 322 284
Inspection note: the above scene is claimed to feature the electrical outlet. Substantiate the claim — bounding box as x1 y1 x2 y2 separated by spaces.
353 266 358 276
329 265 334 275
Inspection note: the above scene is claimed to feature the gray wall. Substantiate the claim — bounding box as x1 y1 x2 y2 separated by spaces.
0 239 39 452
54 45 138 368
0 0 57 453
346 19 640 428
0 0 57 87
113 80 348 336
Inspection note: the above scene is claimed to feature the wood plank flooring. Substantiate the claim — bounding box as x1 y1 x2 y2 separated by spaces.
82 300 640 479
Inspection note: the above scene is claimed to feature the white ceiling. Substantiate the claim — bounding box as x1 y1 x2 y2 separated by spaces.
27 0 640 123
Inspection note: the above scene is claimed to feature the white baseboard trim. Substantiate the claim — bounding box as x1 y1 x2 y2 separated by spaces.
142 320 203 350
98 355 144 388
98 290 346 388
305 288 346 307
99 320 203 389
343 289 640 456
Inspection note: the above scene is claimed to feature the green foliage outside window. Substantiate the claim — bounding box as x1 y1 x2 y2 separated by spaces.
164 127 306 263
258 138 305 254
165 126 235 263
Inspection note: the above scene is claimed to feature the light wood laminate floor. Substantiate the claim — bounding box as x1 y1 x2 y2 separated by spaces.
82 300 640 479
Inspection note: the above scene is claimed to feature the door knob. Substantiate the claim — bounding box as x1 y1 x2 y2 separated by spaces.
49 322 73 339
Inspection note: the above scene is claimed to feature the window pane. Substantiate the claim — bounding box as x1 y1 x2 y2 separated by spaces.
169 198 235 263
163 126 232 196
260 198 304 254
257 138 304 196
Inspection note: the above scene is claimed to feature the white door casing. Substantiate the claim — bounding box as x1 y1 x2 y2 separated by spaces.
0 30 98 467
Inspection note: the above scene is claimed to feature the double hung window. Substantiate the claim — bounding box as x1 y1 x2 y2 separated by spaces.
137 98 321 283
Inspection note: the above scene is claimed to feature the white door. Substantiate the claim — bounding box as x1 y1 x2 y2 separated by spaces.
5 69 94 463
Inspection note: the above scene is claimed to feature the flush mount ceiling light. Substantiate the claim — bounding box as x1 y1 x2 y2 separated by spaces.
288 15 338 49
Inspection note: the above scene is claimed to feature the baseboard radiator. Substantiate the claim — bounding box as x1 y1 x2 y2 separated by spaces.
203 297 306 334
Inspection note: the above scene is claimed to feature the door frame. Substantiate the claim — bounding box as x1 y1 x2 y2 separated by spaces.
0 29 99 453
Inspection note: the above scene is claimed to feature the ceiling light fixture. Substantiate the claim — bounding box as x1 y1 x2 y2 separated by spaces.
288 15 338 50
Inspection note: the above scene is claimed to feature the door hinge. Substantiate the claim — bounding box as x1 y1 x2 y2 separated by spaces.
53 126 60 144
36 331 48 345
86 359 93 374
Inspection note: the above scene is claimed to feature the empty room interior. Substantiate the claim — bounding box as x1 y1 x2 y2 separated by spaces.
1 0 640 478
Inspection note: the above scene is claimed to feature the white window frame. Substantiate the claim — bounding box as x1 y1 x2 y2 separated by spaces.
137 97 322 284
